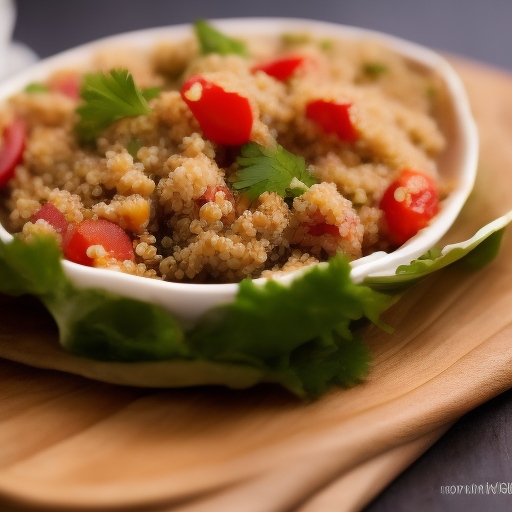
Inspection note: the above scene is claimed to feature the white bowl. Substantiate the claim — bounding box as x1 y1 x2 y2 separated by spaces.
0 18 478 326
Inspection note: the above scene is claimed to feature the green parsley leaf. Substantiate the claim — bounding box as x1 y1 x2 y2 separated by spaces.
459 228 505 271
364 210 512 293
24 82 50 94
231 142 318 200
141 87 161 101
76 69 152 141
127 139 143 159
320 39 333 51
363 62 388 77
281 32 311 47
194 19 248 57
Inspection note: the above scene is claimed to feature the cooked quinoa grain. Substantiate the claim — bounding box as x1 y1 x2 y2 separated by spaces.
0 28 449 283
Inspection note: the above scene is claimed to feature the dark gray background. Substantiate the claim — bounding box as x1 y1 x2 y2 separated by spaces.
12 0 512 72
11 1 512 511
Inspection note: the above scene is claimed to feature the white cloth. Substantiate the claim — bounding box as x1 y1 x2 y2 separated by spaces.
0 41 39 81
0 0 38 81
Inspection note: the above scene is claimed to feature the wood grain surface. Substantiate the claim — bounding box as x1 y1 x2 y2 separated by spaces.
1 57 512 512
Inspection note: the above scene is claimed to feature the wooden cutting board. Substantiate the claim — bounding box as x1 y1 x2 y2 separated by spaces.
1 56 512 512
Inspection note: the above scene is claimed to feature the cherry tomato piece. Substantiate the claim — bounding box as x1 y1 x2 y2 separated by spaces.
64 219 134 267
31 203 69 234
251 56 306 81
181 76 253 146
307 222 340 237
380 169 439 245
196 185 234 207
50 75 80 100
0 120 26 189
305 100 358 143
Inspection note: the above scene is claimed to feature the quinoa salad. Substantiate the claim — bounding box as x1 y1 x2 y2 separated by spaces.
0 21 449 284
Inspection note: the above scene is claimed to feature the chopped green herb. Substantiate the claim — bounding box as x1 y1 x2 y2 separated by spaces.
76 69 152 142
320 39 333 51
24 82 50 94
127 139 143 159
142 87 161 101
282 32 311 46
231 142 318 200
363 62 389 77
194 19 248 57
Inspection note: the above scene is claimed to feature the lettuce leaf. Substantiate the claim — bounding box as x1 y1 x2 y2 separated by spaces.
0 237 186 362
273 333 372 396
0 236 392 396
364 211 512 293
0 234 68 297
1 209 509 397
189 256 395 361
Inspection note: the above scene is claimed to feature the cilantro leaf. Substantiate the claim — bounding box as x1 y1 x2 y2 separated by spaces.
363 63 388 77
141 87 161 101
364 210 512 293
24 82 50 94
281 33 311 47
127 139 143 159
194 19 248 57
76 69 152 141
231 142 318 199
2 211 511 396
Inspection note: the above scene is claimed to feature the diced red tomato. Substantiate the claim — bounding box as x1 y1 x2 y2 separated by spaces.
181 76 253 146
379 169 439 245
251 56 306 81
305 100 359 143
64 219 134 267
0 120 26 189
196 185 236 224
307 222 340 237
303 210 340 237
50 75 80 100
31 203 69 234
196 185 234 207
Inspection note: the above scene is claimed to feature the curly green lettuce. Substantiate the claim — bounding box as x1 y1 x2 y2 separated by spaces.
0 210 509 396
0 236 394 396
